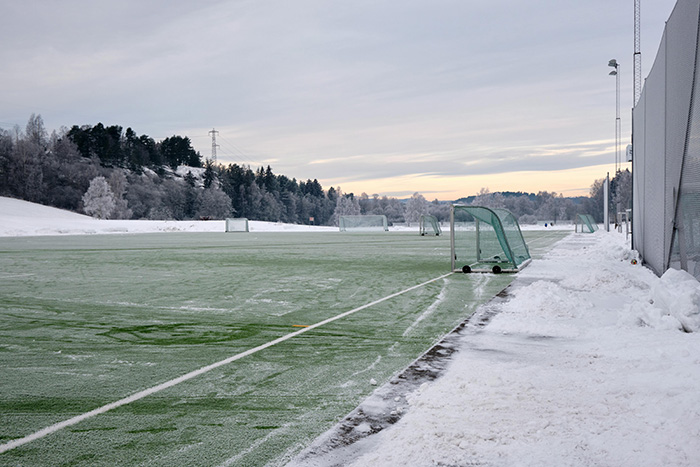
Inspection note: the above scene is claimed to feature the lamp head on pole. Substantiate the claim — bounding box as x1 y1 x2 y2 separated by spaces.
608 59 618 68
609 70 618 76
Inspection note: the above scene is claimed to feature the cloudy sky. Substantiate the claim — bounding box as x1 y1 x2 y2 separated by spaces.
0 0 678 199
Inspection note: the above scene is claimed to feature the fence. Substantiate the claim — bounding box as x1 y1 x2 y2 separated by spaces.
632 0 700 279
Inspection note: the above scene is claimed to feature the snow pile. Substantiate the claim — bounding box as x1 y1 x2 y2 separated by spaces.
634 268 700 332
342 231 700 467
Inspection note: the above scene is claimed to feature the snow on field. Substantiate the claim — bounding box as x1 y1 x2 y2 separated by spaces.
0 196 336 236
3 196 699 466
0 196 572 237
325 230 700 467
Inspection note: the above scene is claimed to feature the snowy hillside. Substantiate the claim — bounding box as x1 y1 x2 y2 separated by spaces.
0 197 336 236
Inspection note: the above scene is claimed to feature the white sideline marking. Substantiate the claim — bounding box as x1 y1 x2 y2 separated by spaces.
0 272 454 454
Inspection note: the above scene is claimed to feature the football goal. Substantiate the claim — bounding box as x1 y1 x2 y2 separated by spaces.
419 214 442 236
450 205 531 274
339 215 389 231
574 214 598 233
225 218 249 232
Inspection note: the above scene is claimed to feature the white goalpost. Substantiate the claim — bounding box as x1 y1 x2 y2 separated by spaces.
225 218 249 232
339 215 389 231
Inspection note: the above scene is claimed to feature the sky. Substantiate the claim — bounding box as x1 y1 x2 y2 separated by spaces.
0 0 679 199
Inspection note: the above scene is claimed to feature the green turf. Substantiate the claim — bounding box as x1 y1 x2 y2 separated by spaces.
0 230 568 466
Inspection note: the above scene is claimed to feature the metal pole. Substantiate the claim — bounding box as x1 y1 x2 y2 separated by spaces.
609 59 620 174
604 173 610 232
616 64 621 173
450 205 456 272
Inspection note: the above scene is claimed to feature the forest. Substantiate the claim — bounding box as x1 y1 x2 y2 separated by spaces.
0 115 629 225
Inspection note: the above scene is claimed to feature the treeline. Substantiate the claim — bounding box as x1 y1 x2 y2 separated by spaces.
1 114 623 225
67 124 202 170
0 115 338 223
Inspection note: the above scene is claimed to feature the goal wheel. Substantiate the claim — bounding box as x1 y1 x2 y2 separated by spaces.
492 265 502 274
462 265 472 274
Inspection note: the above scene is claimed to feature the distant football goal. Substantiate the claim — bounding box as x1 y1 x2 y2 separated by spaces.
339 215 389 232
450 205 531 274
419 214 442 236
225 218 249 232
575 214 599 233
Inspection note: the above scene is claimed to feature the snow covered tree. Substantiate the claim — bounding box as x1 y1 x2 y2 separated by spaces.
472 187 505 209
107 170 132 219
332 191 361 225
82 176 115 219
196 187 233 219
404 192 429 226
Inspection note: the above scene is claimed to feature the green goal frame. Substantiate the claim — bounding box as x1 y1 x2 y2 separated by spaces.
574 214 599 233
419 214 442 236
450 205 531 274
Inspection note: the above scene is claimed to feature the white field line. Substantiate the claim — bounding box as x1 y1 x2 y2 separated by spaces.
0 272 454 455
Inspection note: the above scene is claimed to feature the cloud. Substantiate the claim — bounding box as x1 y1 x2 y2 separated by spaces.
0 0 678 198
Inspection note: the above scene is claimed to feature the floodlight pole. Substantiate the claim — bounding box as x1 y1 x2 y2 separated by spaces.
608 59 621 174
450 205 456 272
633 0 642 106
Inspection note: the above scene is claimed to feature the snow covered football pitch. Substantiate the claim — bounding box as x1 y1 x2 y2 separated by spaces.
0 230 567 466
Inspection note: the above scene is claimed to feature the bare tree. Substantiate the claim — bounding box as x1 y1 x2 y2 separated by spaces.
196 187 233 219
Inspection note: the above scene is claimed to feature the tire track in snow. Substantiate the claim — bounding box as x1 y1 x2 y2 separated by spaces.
402 278 449 337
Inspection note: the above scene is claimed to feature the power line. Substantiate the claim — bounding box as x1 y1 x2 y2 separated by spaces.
216 133 265 168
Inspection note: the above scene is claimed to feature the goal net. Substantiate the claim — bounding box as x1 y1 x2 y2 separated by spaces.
419 214 442 236
339 215 389 231
575 214 598 233
450 205 531 273
225 218 249 232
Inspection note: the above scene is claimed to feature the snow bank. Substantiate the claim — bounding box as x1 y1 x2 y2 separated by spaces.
624 268 700 333
338 231 700 467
